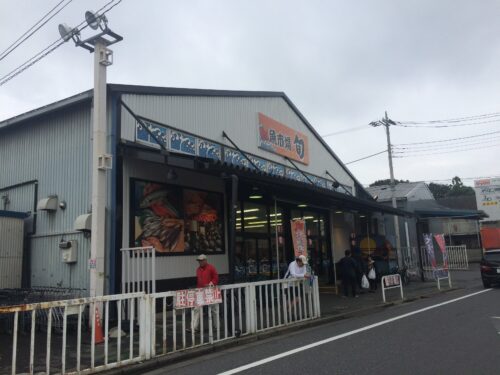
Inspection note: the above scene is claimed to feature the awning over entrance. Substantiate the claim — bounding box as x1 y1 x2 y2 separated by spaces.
121 140 412 218
205 159 412 217
406 200 487 219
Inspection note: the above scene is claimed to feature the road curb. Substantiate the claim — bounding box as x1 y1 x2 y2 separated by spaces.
103 286 462 374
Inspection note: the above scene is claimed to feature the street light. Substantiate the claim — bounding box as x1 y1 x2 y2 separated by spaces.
59 12 123 298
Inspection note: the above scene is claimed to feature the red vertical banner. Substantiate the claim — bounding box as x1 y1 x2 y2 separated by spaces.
291 219 307 258
434 234 448 270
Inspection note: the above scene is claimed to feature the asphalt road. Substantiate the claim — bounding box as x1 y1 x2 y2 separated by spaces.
142 285 500 375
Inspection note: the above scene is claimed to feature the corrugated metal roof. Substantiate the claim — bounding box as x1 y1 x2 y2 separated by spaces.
0 83 372 200
0 90 92 131
365 182 426 201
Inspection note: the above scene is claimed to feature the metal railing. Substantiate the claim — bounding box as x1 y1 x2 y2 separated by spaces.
146 277 320 359
445 245 469 270
121 247 156 294
0 277 320 374
0 292 145 375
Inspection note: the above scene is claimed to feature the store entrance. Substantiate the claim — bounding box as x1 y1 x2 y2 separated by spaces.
233 196 333 284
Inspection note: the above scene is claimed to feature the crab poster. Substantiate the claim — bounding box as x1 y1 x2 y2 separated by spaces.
133 180 225 255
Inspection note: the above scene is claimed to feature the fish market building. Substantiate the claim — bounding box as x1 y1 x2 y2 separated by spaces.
0 84 408 295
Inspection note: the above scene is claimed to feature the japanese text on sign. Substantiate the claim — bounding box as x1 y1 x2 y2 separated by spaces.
175 287 222 309
383 274 401 287
258 113 309 165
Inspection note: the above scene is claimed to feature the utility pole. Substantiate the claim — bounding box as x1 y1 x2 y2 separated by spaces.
59 12 122 297
371 112 403 268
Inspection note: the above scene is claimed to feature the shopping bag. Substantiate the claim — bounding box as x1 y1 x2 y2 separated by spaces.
361 274 370 289
368 268 376 280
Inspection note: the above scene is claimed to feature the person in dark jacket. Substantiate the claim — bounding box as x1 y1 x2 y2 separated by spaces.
338 249 359 297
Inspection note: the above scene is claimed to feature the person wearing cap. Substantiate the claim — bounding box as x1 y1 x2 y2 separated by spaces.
284 255 309 318
285 255 309 279
189 254 219 333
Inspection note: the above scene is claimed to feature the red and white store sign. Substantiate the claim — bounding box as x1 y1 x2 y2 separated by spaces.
175 287 222 309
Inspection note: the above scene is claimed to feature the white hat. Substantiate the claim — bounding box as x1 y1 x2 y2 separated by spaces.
297 255 308 265
196 254 207 261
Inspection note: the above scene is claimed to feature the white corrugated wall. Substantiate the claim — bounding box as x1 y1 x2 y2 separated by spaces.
0 103 92 291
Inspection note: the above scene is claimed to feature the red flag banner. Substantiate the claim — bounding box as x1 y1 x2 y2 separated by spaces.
291 219 307 258
434 234 448 270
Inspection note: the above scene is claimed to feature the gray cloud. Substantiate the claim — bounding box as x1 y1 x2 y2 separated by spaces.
1 0 500 186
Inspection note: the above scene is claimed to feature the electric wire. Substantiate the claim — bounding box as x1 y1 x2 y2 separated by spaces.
393 136 500 152
394 129 500 146
0 0 74 62
393 118 500 128
321 124 369 137
344 149 387 165
393 142 500 158
396 112 500 125
0 0 121 87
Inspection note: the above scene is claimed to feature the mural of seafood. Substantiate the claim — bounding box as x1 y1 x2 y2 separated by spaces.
133 180 224 255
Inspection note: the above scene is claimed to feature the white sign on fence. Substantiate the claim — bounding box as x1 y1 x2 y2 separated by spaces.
175 287 223 309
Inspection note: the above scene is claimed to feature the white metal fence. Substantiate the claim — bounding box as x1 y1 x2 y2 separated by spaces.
121 247 156 294
0 277 320 374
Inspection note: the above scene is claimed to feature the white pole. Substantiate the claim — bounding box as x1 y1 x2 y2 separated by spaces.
90 40 109 298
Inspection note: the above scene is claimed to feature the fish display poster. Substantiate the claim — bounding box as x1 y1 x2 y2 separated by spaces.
133 180 225 255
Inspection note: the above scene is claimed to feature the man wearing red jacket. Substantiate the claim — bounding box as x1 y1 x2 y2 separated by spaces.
189 254 219 333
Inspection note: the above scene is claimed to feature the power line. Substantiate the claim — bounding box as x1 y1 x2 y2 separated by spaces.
396 111 500 125
344 149 387 165
394 118 500 128
0 0 122 87
321 124 369 137
394 129 500 146
393 142 500 158
393 135 500 152
0 0 74 62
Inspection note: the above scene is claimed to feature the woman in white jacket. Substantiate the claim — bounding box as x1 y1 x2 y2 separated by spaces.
284 255 309 319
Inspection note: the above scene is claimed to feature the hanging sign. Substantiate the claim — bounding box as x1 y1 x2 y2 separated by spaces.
291 219 307 258
175 287 222 309
258 113 309 165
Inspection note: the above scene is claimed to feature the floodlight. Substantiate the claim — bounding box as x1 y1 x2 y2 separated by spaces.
85 10 107 30
58 23 74 42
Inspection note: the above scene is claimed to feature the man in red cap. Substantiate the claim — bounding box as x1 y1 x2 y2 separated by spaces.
189 254 219 333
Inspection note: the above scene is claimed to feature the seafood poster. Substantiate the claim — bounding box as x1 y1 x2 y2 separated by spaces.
133 180 224 255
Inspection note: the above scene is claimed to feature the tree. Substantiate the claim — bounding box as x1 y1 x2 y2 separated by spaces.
428 182 450 199
428 177 474 198
369 179 409 187
448 176 475 197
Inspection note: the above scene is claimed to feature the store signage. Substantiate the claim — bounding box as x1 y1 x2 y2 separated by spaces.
258 113 309 165
383 274 401 287
175 287 222 309
291 219 307 258
474 178 500 221
135 118 349 194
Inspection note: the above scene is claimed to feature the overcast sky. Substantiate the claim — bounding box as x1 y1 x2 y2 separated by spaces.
2 0 500 187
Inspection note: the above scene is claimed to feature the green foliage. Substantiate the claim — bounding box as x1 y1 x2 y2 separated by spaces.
428 176 475 198
369 178 409 187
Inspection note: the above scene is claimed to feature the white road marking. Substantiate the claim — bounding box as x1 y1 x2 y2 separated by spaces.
218 289 492 375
